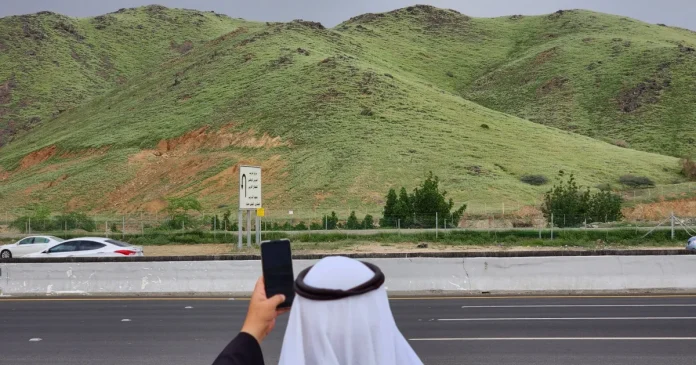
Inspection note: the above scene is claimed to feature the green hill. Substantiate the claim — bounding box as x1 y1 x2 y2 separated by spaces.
338 7 696 157
0 5 253 146
0 6 687 216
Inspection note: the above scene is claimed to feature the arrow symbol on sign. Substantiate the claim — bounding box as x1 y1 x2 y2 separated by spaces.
241 174 247 198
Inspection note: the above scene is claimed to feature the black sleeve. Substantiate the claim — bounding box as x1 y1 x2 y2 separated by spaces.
212 332 265 365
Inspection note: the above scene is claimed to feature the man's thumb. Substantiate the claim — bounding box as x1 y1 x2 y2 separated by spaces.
269 294 286 306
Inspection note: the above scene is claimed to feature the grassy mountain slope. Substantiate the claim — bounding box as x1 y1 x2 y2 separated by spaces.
0 5 254 146
336 7 696 157
0 13 679 216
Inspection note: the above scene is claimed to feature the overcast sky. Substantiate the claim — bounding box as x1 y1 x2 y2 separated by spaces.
1 0 694 30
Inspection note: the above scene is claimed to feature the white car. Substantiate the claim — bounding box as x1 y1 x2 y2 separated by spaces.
0 236 65 259
24 237 144 258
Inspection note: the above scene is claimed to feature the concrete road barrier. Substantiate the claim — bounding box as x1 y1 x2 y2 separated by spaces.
1 255 695 296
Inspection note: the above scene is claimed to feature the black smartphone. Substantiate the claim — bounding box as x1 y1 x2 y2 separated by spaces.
260 239 295 308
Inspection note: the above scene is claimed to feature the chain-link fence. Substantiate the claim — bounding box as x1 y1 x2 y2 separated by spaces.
2 211 695 236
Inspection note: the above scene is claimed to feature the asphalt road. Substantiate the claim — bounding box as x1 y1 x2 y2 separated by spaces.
2 296 696 364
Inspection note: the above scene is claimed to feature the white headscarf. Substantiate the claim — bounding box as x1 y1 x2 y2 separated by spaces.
278 256 423 365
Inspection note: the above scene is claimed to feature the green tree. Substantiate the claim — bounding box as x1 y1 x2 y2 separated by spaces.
394 187 413 227
53 212 96 232
326 211 339 230
346 211 360 230
380 188 398 227
410 172 466 228
222 210 233 231
10 205 55 233
164 196 202 231
362 214 375 229
295 221 308 231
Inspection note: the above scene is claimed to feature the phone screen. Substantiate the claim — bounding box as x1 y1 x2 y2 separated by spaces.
261 239 295 308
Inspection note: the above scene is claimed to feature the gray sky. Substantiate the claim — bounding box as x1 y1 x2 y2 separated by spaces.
1 0 694 30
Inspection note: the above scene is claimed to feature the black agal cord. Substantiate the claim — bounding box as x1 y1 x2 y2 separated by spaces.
294 261 385 300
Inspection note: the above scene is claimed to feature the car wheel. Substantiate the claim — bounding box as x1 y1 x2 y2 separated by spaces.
0 250 11 259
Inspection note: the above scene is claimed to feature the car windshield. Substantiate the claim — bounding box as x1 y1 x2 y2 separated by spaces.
105 239 132 247
48 236 65 242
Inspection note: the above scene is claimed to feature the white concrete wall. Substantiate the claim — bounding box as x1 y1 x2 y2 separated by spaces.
1 256 695 296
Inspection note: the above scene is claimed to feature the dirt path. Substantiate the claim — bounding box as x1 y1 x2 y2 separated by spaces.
142 242 684 257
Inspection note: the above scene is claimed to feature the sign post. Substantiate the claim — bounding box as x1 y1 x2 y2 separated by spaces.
239 166 262 249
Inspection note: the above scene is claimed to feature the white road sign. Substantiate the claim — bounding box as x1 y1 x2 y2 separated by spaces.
239 166 262 209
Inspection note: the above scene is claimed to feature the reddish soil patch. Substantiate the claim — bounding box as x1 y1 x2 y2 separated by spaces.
317 88 343 102
623 198 696 221
533 47 558 66
20 145 58 170
210 27 248 46
0 79 16 105
0 167 9 181
67 197 87 211
193 154 286 200
47 174 69 188
179 94 192 102
171 40 194 54
59 146 110 159
108 126 289 212
0 41 7 52
140 199 167 213
154 125 288 154
617 79 667 113
537 76 568 96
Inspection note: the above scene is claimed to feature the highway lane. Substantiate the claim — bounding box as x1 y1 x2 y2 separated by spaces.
1 296 696 364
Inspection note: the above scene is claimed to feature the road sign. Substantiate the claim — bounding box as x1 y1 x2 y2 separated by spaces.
257 208 265 217
239 166 262 209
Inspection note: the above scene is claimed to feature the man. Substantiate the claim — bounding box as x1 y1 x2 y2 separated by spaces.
212 277 287 365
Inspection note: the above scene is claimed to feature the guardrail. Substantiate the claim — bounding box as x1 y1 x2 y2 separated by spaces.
1 252 695 297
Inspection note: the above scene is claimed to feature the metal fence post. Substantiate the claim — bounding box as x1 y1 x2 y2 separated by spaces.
550 213 554 240
122 216 125 240
436 212 438 240
671 211 675 240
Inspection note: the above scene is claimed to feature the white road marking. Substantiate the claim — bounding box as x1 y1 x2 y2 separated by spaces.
121 319 131 322
185 306 193 309
410 337 696 341
439 317 696 321
461 304 696 308
29 338 42 342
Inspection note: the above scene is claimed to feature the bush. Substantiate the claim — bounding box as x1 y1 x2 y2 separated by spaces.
382 172 466 229
53 212 96 232
542 172 623 227
310 222 323 230
362 214 375 229
619 175 655 188
480 124 490 129
326 212 339 230
160 213 197 230
681 157 696 180
295 221 308 231
9 205 55 233
346 211 360 230
520 175 548 186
